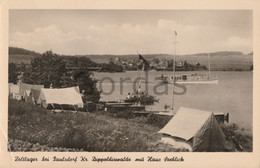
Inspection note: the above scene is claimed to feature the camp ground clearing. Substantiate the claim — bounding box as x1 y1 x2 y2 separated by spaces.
8 82 252 152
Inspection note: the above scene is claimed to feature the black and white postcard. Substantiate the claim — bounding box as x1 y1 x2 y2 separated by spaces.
1 0 260 167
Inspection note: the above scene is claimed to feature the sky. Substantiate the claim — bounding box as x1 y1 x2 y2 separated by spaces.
9 10 253 55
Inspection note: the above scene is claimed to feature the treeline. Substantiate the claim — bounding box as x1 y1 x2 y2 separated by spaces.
9 47 124 72
9 47 253 72
63 56 124 72
61 56 98 67
100 61 124 72
180 60 207 71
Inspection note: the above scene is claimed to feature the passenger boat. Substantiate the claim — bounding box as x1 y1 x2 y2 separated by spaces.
155 73 218 84
155 53 218 84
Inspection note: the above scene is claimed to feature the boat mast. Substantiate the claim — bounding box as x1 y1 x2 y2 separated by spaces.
136 50 140 91
171 31 177 111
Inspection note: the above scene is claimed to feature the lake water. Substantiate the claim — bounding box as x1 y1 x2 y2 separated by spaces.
94 71 253 129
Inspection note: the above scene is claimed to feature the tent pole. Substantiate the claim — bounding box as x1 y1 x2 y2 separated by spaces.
60 104 64 112
171 31 177 111
208 114 214 151
73 105 77 112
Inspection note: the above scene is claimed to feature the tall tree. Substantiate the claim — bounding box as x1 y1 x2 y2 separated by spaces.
22 51 67 88
71 69 101 103
22 50 101 103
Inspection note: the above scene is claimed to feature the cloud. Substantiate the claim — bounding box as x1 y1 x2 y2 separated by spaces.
218 36 252 53
10 24 82 54
9 20 252 55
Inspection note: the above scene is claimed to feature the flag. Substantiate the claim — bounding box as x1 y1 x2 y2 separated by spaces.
175 31 177 36
138 54 147 63
138 54 148 71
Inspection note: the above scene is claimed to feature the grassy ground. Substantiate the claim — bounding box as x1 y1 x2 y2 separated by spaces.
8 99 252 152
8 99 179 152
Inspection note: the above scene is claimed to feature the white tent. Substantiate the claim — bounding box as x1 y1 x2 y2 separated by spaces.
37 86 83 109
20 83 44 100
158 106 226 152
23 90 31 102
10 84 22 100
31 89 41 104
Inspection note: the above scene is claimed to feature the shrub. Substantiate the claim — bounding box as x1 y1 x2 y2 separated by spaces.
221 123 252 152
127 92 159 105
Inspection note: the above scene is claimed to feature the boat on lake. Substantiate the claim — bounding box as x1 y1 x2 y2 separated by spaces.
155 73 218 84
155 53 218 84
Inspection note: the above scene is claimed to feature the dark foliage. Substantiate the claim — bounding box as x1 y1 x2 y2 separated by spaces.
221 123 252 152
71 69 101 103
8 63 20 84
127 92 159 105
9 47 41 56
21 50 101 102
22 51 67 88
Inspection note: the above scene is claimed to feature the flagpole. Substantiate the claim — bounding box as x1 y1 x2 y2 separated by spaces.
171 31 177 111
136 50 139 92
137 50 139 71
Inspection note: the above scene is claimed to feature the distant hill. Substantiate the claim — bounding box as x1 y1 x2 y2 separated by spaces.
9 47 41 64
181 51 244 57
9 47 253 71
9 47 41 56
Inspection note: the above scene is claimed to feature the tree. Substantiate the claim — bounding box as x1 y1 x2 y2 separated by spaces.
71 69 101 103
167 60 173 68
126 91 159 105
114 65 124 72
101 63 109 71
22 51 67 88
22 50 101 103
183 60 188 71
153 58 160 64
8 63 20 84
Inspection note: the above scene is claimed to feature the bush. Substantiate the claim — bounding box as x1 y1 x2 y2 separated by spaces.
9 63 20 84
221 123 252 152
127 92 159 105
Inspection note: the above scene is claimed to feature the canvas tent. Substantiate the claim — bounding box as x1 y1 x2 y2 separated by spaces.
158 107 226 152
10 84 22 100
37 86 83 109
31 89 41 105
20 83 44 100
23 90 31 101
